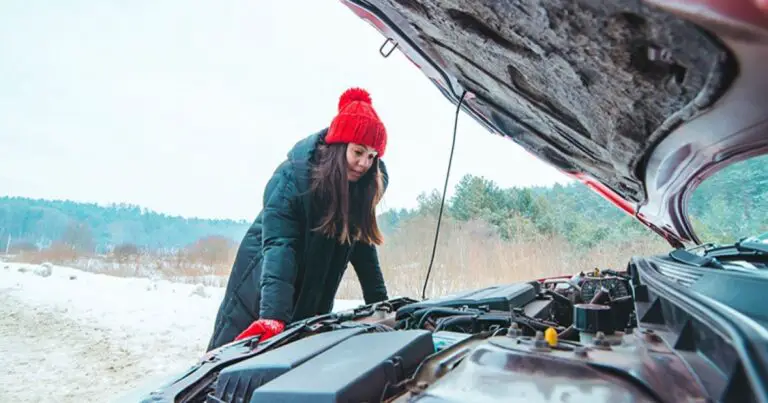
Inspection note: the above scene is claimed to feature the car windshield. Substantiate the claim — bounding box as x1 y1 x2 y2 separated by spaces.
688 154 768 245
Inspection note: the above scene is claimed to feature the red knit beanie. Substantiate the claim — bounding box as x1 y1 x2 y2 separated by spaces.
325 87 388 158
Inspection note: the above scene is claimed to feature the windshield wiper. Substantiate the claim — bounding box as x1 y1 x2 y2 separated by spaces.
672 236 768 271
695 237 768 259
734 240 768 254
669 248 726 269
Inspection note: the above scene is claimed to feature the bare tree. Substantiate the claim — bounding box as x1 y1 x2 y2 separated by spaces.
186 235 237 267
112 243 141 263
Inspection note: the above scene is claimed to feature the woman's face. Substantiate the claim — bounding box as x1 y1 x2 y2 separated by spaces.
346 142 378 182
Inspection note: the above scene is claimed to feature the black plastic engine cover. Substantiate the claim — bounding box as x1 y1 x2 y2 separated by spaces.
396 282 539 319
249 330 435 402
210 327 367 403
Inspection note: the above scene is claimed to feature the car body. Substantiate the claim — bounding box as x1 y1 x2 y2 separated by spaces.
126 1 768 402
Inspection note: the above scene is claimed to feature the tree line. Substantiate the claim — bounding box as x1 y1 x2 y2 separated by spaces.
0 197 249 254
382 154 767 247
2 154 766 258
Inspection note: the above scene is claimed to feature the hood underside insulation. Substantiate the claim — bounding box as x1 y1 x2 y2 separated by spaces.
384 0 733 202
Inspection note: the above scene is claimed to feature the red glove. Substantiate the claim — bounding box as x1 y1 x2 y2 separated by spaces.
234 319 285 343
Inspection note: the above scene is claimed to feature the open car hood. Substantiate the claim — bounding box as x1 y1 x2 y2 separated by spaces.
340 0 768 247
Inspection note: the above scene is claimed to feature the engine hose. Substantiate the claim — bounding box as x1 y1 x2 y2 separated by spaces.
437 314 536 333
434 315 476 332
415 308 476 329
412 307 474 320
520 319 550 331
544 289 573 307
558 325 578 340
517 322 541 334
394 319 408 330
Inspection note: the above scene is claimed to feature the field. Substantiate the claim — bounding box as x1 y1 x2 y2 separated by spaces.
12 214 670 301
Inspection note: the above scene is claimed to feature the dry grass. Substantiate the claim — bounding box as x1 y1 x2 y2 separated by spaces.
15 237 237 287
15 242 81 265
14 218 670 299
335 216 669 299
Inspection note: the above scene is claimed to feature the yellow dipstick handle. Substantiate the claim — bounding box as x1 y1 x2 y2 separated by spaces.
545 327 558 347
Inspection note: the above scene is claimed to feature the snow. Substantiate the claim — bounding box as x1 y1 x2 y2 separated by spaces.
0 261 364 403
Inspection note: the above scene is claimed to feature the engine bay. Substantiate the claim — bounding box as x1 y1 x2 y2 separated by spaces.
137 260 764 403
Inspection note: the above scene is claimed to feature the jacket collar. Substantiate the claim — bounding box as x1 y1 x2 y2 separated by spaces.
287 128 327 193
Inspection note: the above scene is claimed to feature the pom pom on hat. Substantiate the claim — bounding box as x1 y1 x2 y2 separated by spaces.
326 87 388 157
338 88 372 111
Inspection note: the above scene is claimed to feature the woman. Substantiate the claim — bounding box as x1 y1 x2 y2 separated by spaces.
206 87 390 351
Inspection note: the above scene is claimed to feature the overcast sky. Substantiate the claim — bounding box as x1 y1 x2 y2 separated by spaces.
0 0 571 220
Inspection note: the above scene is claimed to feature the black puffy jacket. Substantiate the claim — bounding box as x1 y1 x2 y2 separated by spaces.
206 129 389 351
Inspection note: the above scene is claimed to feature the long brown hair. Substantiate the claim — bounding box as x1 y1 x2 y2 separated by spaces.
309 142 384 245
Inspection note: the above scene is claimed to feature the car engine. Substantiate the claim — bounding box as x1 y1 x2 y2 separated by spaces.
135 259 756 403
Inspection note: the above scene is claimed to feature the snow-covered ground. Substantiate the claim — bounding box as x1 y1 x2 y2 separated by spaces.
0 260 363 403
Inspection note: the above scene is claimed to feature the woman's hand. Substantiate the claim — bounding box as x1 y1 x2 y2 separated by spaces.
234 319 286 343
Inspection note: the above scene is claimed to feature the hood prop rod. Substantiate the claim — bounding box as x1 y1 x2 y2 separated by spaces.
421 90 468 300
